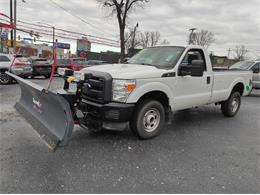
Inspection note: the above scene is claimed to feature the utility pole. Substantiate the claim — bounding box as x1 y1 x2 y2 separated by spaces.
188 28 197 45
37 22 55 60
227 48 232 68
130 23 139 49
10 0 13 48
13 0 17 54
227 48 231 59
52 26 55 60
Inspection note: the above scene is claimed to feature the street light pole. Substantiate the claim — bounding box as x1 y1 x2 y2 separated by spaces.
13 0 16 53
131 22 139 49
10 0 13 48
188 28 197 45
38 22 55 60
52 26 55 60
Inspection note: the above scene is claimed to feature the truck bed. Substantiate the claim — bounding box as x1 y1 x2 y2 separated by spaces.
213 67 249 72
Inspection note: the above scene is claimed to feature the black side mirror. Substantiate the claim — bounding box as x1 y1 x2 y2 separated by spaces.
178 60 205 77
123 57 130 63
253 69 259 74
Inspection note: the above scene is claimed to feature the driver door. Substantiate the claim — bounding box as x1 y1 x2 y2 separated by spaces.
172 49 213 110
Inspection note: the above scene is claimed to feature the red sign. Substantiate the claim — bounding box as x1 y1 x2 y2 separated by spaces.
79 51 87 58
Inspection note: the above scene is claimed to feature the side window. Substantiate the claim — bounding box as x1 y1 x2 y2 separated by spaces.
0 56 11 62
181 49 206 70
251 63 260 73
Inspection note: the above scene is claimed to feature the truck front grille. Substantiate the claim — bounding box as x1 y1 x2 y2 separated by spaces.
81 72 112 104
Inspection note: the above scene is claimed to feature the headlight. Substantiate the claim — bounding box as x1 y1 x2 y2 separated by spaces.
58 68 73 77
73 71 85 81
112 79 136 102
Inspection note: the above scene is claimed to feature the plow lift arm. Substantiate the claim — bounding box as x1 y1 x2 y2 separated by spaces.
6 72 75 151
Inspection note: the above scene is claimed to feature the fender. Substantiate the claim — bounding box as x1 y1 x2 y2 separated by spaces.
127 81 174 107
226 77 247 99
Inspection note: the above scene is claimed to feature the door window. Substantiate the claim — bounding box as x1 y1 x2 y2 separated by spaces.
181 49 206 71
0 56 11 62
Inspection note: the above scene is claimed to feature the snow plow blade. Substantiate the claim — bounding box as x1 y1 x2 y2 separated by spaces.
6 72 74 150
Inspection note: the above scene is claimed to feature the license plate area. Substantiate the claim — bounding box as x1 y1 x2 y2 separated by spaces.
69 82 78 93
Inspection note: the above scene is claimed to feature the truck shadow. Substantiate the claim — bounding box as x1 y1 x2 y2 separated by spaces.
66 105 225 150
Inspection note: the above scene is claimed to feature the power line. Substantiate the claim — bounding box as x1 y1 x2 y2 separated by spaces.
15 27 119 48
17 19 119 43
48 0 115 37
16 24 119 46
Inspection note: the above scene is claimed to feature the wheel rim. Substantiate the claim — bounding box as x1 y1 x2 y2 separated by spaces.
0 73 10 84
143 108 160 133
231 97 239 113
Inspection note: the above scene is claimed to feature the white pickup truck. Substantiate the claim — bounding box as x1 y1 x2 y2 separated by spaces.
7 45 253 149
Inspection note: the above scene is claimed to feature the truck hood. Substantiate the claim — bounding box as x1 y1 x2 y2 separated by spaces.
80 64 168 79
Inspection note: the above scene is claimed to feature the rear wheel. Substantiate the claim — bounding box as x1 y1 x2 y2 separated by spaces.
221 91 241 117
0 71 13 85
130 99 165 139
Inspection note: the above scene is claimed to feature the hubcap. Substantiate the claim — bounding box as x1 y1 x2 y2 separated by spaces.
231 98 239 113
0 73 10 84
143 108 160 132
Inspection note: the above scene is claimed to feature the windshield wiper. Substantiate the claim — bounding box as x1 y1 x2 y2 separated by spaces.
140 63 158 68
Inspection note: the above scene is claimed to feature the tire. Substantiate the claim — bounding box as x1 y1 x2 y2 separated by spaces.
130 99 165 139
221 91 241 117
0 71 13 85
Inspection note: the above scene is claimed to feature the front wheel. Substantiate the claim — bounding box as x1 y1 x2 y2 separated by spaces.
130 99 165 139
0 71 13 85
221 91 241 117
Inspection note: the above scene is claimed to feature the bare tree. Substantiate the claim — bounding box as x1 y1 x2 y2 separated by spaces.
233 45 248 61
139 31 150 48
192 29 215 48
139 31 161 48
98 0 149 60
124 29 140 51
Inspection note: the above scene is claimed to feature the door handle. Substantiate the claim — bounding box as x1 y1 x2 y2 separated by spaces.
207 76 211 84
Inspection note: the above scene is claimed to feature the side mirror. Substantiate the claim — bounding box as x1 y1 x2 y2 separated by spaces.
178 60 205 77
123 57 130 63
253 69 259 74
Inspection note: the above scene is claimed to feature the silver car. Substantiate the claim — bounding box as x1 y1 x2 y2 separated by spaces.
0 54 32 84
230 61 260 89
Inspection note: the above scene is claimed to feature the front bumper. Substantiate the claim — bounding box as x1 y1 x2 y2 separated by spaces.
78 99 135 131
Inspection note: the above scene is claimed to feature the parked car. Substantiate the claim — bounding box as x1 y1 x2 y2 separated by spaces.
56 58 89 71
85 60 107 66
7 45 253 150
230 61 260 89
0 53 32 85
29 57 52 78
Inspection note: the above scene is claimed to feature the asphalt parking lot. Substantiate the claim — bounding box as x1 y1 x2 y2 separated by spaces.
0 77 259 193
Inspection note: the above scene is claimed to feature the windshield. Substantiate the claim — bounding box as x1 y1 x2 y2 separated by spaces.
230 61 254 70
127 46 185 69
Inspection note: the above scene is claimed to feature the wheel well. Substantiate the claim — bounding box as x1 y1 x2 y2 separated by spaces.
137 91 170 108
232 83 244 96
